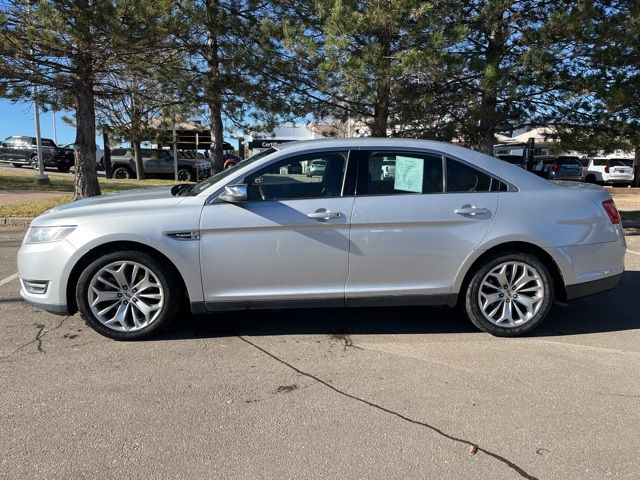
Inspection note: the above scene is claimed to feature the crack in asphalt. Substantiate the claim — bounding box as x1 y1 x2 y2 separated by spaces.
238 335 539 480
0 316 69 361
330 332 364 351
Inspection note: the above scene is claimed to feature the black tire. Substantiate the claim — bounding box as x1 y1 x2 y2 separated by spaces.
11 163 23 168
76 251 181 340
57 160 71 173
113 166 131 179
29 155 39 169
464 252 554 337
177 168 193 182
585 174 596 184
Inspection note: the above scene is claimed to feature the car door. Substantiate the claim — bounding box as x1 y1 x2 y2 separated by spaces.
140 149 160 174
156 150 175 175
199 149 355 309
345 150 500 305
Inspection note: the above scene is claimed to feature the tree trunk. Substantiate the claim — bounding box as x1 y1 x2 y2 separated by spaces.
477 94 498 155
206 0 225 173
103 127 112 179
132 140 144 180
476 28 504 155
371 28 391 137
74 87 101 199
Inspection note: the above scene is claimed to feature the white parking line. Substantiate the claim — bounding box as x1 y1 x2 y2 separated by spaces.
0 273 19 287
627 250 640 256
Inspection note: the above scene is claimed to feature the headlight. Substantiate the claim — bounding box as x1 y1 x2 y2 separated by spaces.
25 226 76 244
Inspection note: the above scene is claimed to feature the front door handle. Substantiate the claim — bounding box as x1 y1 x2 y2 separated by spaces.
307 209 342 221
454 205 490 216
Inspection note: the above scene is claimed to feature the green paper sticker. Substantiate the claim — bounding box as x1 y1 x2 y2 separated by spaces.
394 156 423 193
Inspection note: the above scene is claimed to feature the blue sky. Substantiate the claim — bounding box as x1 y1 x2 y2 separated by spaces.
0 100 81 147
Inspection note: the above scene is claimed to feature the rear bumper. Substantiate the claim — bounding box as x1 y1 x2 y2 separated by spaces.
565 272 622 300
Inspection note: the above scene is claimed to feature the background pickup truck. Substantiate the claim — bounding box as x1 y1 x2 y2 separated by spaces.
109 148 212 181
0 135 75 172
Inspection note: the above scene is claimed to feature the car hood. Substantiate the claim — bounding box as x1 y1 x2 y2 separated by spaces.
33 186 186 225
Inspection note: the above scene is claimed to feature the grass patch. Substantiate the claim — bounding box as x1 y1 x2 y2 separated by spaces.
0 168 189 218
621 210 640 222
0 168 181 194
0 195 73 218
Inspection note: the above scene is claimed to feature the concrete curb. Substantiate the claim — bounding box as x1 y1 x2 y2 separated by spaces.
1 217 33 226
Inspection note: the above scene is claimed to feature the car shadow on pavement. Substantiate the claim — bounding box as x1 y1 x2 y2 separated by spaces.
156 270 640 341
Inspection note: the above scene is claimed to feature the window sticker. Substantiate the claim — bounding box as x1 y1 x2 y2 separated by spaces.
393 156 424 193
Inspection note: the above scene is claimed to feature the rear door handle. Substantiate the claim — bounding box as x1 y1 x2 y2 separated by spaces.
454 205 490 216
307 209 342 220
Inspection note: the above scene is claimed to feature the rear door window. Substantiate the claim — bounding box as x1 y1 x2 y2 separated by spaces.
446 158 493 192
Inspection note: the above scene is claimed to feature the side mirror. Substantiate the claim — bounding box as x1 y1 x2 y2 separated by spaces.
219 184 248 203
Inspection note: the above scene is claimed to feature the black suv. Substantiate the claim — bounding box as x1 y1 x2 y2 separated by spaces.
0 136 75 172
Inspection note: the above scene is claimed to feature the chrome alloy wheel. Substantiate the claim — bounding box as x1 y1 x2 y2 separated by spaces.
88 261 164 332
477 261 544 327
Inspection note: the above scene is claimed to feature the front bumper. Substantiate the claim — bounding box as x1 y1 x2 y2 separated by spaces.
17 237 78 314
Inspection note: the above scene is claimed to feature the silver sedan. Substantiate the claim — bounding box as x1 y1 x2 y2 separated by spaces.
17 139 626 340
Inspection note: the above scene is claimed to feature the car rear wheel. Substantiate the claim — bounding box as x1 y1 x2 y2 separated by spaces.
177 168 193 181
464 253 554 337
76 251 181 340
113 166 131 179
29 155 39 170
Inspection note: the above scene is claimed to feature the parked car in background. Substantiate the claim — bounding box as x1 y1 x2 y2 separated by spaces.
60 143 105 169
584 158 634 186
109 148 211 181
306 159 327 177
495 154 526 168
18 139 625 340
0 135 74 172
532 156 582 181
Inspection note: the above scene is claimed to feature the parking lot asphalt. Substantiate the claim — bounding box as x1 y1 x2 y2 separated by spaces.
1 227 639 480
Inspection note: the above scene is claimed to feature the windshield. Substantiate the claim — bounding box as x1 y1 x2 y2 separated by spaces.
184 148 277 196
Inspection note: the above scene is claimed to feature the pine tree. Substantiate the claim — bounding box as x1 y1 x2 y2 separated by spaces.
0 0 172 198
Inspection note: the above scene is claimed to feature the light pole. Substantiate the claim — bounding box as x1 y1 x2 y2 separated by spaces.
52 110 57 144
172 123 178 181
33 88 49 185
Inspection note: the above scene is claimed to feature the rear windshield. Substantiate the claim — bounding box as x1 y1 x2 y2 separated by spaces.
611 159 633 167
111 148 130 156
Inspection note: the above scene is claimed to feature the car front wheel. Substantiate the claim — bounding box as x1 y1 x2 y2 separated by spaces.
76 251 181 340
464 253 554 337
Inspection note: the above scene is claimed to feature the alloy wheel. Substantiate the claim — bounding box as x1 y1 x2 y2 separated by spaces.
477 261 544 327
88 261 164 332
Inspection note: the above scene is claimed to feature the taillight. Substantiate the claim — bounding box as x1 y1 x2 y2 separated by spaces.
602 200 621 224
604 165 610 173
551 163 558 172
